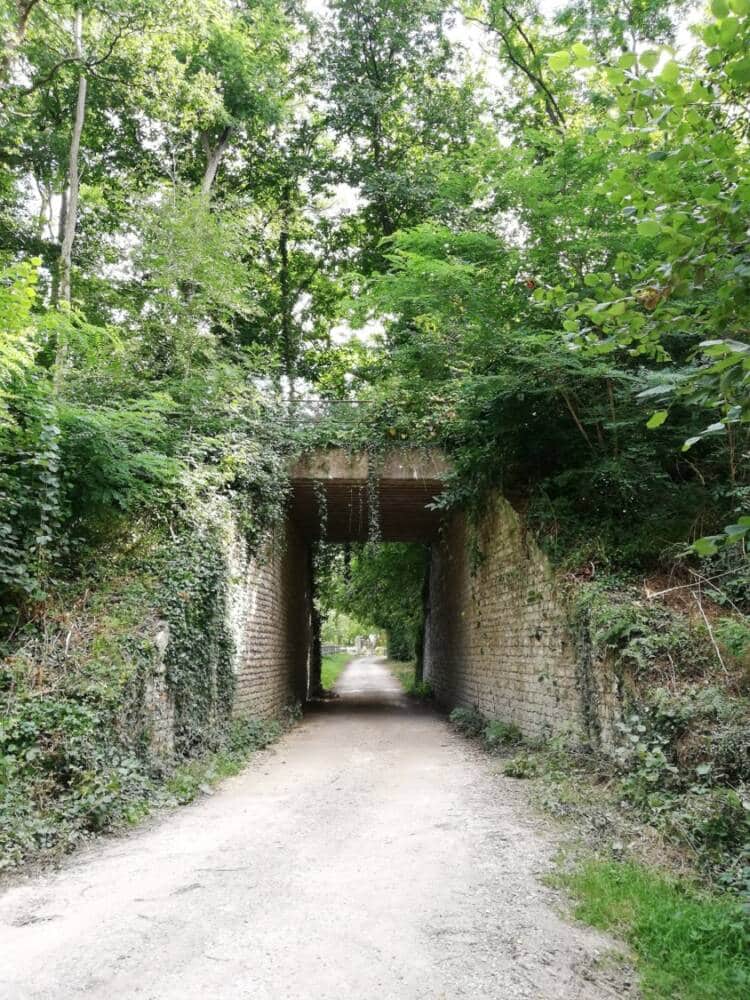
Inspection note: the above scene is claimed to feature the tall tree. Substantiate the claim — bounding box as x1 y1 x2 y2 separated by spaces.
173 0 292 198
321 0 480 269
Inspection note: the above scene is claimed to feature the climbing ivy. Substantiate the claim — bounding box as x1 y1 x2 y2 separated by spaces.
157 521 236 755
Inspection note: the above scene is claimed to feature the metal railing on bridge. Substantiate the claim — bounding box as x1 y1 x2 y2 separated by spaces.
283 397 376 426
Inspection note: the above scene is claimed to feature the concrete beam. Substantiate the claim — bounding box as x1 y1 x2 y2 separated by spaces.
289 447 450 543
290 447 451 482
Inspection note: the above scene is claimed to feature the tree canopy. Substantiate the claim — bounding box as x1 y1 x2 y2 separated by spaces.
0 0 748 624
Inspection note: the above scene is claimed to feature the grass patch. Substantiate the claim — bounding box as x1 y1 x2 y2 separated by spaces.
388 660 432 698
164 717 282 805
449 706 523 749
560 859 750 999
321 652 351 690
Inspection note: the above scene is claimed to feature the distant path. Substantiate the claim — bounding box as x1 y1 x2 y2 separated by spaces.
0 656 628 999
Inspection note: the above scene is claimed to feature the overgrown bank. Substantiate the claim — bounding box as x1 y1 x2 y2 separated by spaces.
448 565 750 886
0 487 303 870
447 573 750 997
0 384 298 871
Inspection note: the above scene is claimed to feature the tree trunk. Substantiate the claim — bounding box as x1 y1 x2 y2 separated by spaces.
50 187 67 305
371 125 396 237
34 177 50 241
279 181 295 399
58 8 86 307
1 0 42 83
200 126 232 196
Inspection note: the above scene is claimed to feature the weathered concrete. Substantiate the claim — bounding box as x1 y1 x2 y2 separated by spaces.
0 658 630 1000
424 494 582 740
289 447 449 542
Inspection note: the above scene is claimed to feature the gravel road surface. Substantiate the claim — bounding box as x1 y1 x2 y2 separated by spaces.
0 655 631 1000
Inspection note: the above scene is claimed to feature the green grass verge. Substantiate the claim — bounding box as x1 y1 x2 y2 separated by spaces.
321 652 351 690
560 859 750 999
163 716 283 806
388 660 432 698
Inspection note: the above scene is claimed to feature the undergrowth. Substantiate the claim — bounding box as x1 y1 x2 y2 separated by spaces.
449 692 750 997
163 716 286 806
447 575 750 997
0 501 297 872
0 702 290 870
449 706 522 749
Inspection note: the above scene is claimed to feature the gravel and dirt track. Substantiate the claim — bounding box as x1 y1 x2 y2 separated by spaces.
0 655 631 1000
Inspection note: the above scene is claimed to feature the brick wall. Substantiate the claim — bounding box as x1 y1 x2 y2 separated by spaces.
424 494 584 739
229 518 312 719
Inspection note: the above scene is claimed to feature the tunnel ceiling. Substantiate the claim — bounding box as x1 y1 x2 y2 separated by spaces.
289 448 450 543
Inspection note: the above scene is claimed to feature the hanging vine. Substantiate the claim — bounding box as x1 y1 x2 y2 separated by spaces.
366 444 382 543
312 478 328 541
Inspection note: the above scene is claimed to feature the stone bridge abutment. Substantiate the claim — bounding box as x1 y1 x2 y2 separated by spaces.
227 448 605 743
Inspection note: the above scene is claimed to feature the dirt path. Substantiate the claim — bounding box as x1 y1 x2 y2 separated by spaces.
0 656 630 1000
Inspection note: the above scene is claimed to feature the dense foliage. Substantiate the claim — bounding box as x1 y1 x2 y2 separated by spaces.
316 543 427 662
0 0 748 881
2 0 748 597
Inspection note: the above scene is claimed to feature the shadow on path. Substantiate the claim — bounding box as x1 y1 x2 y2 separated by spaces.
309 654 427 716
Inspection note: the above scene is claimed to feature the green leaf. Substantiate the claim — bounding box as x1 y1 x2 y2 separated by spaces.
719 17 740 43
712 0 729 16
640 50 660 71
692 536 720 555
637 220 662 238
724 522 750 537
728 56 750 82
646 410 668 429
571 42 594 67
637 384 675 399
729 0 750 13
659 61 681 84
605 67 626 86
548 50 571 71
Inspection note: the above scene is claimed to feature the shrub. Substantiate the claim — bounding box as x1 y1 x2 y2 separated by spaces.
404 676 433 699
483 719 523 751
503 753 539 779
449 705 485 738
674 788 750 870
0 695 154 867
716 618 750 670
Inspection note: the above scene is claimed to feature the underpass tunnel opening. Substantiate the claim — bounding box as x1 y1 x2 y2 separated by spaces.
288 448 449 699
312 541 431 694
